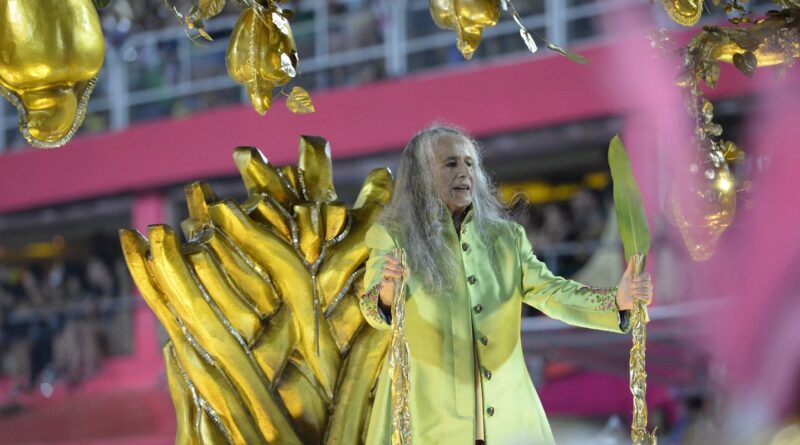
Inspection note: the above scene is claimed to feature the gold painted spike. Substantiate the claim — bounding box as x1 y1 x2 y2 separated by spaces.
275 363 329 445
325 274 367 354
197 407 231 445
298 135 337 202
185 181 218 223
318 197 384 313
234 146 296 206
119 230 172 320
354 168 393 209
146 225 301 444
662 0 702 27
170 335 264 445
294 203 323 265
326 327 390 444
186 245 263 345
251 305 296 383
206 229 280 319
279 165 302 197
323 202 348 241
249 195 292 240
163 345 201 445
181 181 218 240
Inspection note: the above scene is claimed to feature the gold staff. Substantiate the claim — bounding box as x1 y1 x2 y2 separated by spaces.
389 248 412 445
608 136 657 444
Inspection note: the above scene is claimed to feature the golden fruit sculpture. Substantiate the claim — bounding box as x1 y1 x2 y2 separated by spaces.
226 3 299 115
0 0 105 148
429 0 501 59
120 136 393 444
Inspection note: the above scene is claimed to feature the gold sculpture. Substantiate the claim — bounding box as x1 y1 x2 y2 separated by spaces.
0 0 105 148
120 137 393 444
226 3 299 115
429 0 588 62
429 0 501 59
651 2 798 260
660 0 703 27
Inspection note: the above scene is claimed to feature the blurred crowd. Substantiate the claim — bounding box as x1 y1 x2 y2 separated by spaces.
71 0 544 135
0 248 132 405
520 187 612 277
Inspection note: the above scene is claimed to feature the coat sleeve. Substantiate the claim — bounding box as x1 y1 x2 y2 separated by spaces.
514 224 631 333
359 223 396 331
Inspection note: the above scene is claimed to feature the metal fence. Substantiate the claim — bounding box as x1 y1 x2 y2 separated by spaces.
1 0 656 151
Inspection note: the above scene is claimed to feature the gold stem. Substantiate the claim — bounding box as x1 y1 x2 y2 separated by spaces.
389 248 412 445
630 255 657 444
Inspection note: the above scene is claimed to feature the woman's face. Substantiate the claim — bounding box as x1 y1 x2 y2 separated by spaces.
432 136 476 215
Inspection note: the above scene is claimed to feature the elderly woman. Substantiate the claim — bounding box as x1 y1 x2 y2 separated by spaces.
358 126 653 445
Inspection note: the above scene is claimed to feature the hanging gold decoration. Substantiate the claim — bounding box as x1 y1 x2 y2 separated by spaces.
227 3 299 115
661 0 704 27
389 248 412 445
430 0 588 62
0 0 105 148
502 0 589 63
429 0 501 59
650 2 800 260
685 8 800 79
667 148 737 261
169 0 307 116
120 136 394 444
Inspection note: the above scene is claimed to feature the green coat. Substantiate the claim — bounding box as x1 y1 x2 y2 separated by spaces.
359 211 629 445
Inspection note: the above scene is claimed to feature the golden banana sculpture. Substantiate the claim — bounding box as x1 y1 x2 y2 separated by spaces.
120 136 393 444
0 0 105 148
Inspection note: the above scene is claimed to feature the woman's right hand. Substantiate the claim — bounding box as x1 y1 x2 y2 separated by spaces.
379 253 406 307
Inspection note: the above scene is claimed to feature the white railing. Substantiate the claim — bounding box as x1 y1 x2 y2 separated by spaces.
1 0 648 151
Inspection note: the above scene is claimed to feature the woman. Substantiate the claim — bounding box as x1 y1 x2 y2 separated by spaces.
358 125 653 444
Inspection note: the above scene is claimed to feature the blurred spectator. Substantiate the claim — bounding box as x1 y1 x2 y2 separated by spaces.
0 242 133 404
520 186 613 277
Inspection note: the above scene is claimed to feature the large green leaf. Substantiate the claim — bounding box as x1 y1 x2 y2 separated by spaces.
608 135 651 266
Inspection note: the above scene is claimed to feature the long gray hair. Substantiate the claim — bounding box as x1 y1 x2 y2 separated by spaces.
379 125 509 293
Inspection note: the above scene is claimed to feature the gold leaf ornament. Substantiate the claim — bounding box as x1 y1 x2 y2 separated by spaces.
0 0 105 148
226 3 299 115
429 0 501 60
286 87 315 114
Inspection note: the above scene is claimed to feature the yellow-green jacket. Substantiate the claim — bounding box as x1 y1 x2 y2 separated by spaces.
359 212 629 445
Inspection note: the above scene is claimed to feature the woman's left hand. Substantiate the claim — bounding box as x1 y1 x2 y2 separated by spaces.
615 255 653 311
